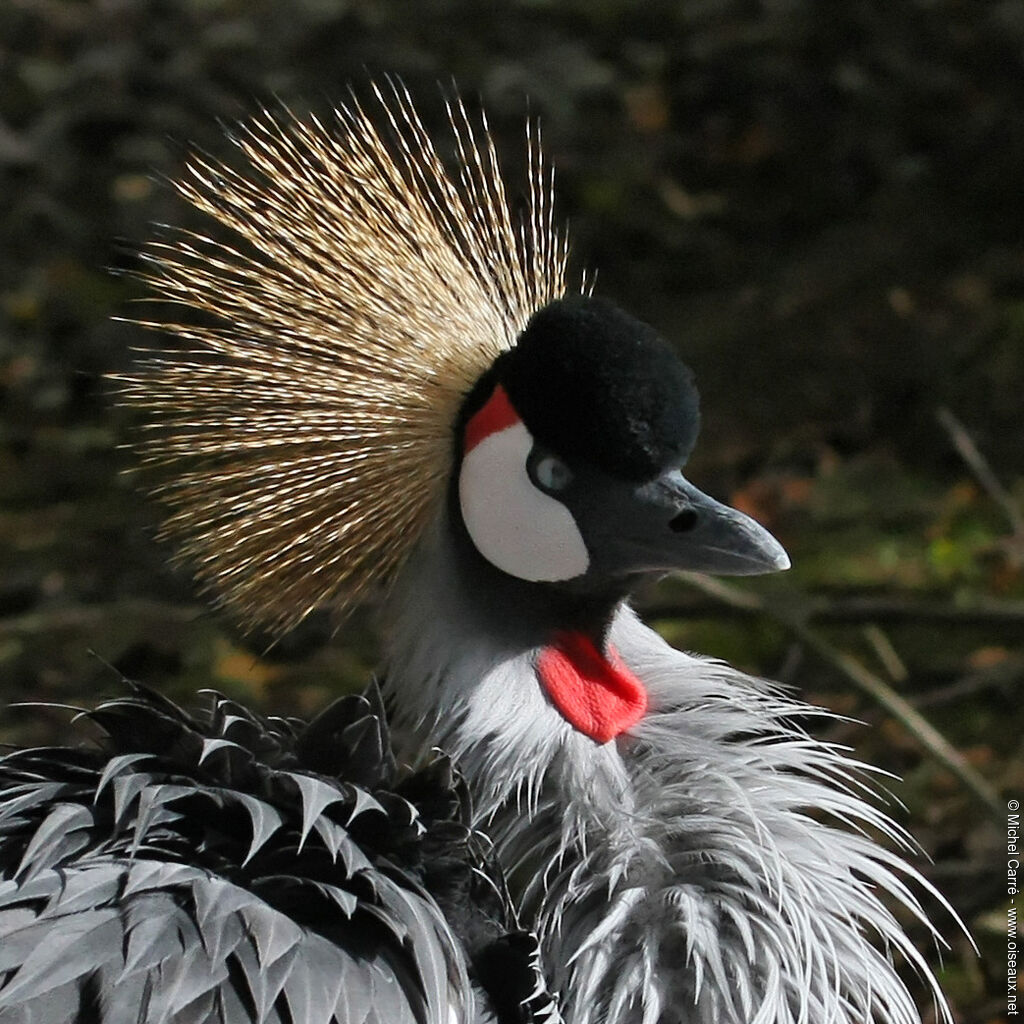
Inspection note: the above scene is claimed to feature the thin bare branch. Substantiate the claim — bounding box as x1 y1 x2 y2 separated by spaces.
643 594 1024 627
937 405 1024 538
0 601 203 639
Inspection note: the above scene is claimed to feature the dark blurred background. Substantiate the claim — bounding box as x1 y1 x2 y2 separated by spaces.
2 2 1022 1019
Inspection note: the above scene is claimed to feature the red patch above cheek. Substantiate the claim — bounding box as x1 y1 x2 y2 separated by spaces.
537 632 648 744
463 384 521 454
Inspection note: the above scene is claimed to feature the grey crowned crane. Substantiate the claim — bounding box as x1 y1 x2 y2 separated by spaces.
0 84 960 1024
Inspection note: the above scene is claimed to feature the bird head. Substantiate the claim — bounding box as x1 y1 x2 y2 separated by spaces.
450 295 787 626
120 84 786 640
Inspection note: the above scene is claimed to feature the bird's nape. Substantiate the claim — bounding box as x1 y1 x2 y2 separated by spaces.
0 82 965 1024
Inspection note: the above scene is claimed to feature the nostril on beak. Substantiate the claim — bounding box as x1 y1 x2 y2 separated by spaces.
669 509 698 533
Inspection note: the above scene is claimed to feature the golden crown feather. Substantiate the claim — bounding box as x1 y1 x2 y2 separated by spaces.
119 82 572 634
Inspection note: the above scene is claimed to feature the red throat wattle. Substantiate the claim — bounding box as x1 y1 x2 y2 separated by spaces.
537 633 648 744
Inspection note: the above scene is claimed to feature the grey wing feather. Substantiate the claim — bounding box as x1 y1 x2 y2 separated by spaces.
0 682 559 1024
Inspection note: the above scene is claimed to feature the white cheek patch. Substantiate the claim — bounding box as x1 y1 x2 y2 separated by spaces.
459 422 590 582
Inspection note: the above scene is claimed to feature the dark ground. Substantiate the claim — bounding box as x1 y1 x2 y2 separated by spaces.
2 2 1023 1020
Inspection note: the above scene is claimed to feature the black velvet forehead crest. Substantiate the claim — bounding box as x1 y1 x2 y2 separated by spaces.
491 296 700 480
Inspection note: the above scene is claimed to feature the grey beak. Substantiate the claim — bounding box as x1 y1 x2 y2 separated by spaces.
588 469 790 578
653 471 790 575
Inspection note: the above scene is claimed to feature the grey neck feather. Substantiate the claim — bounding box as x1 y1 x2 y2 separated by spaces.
383 516 959 1024
383 511 627 823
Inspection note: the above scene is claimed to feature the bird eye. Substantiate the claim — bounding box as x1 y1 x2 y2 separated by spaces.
528 449 574 493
